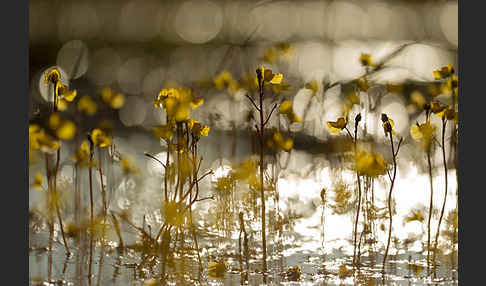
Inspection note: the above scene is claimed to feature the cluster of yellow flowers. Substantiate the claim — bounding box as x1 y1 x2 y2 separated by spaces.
152 87 210 144
153 87 204 122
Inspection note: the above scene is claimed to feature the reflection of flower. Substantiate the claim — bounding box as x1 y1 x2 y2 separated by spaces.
355 149 388 177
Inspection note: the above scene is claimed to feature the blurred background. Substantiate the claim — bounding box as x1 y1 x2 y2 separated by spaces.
29 0 458 284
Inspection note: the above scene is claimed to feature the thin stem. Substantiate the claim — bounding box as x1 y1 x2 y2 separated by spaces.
45 153 54 282
98 148 108 217
258 77 268 283
433 118 448 277
382 132 398 277
88 138 94 284
263 104 278 127
426 148 434 276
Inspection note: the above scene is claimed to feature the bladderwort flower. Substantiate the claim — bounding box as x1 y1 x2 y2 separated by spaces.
44 68 61 84
257 65 283 85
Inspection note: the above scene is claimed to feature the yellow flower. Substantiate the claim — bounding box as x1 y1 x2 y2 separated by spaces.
381 114 397 136
326 117 347 135
91 128 112 148
188 120 210 139
44 68 61 84
31 172 44 191
259 65 283 85
433 64 454 80
280 100 302 123
78 95 97 116
56 82 77 102
359 53 374 67
154 87 203 121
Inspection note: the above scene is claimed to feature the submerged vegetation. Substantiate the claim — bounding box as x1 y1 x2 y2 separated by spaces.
29 41 458 286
